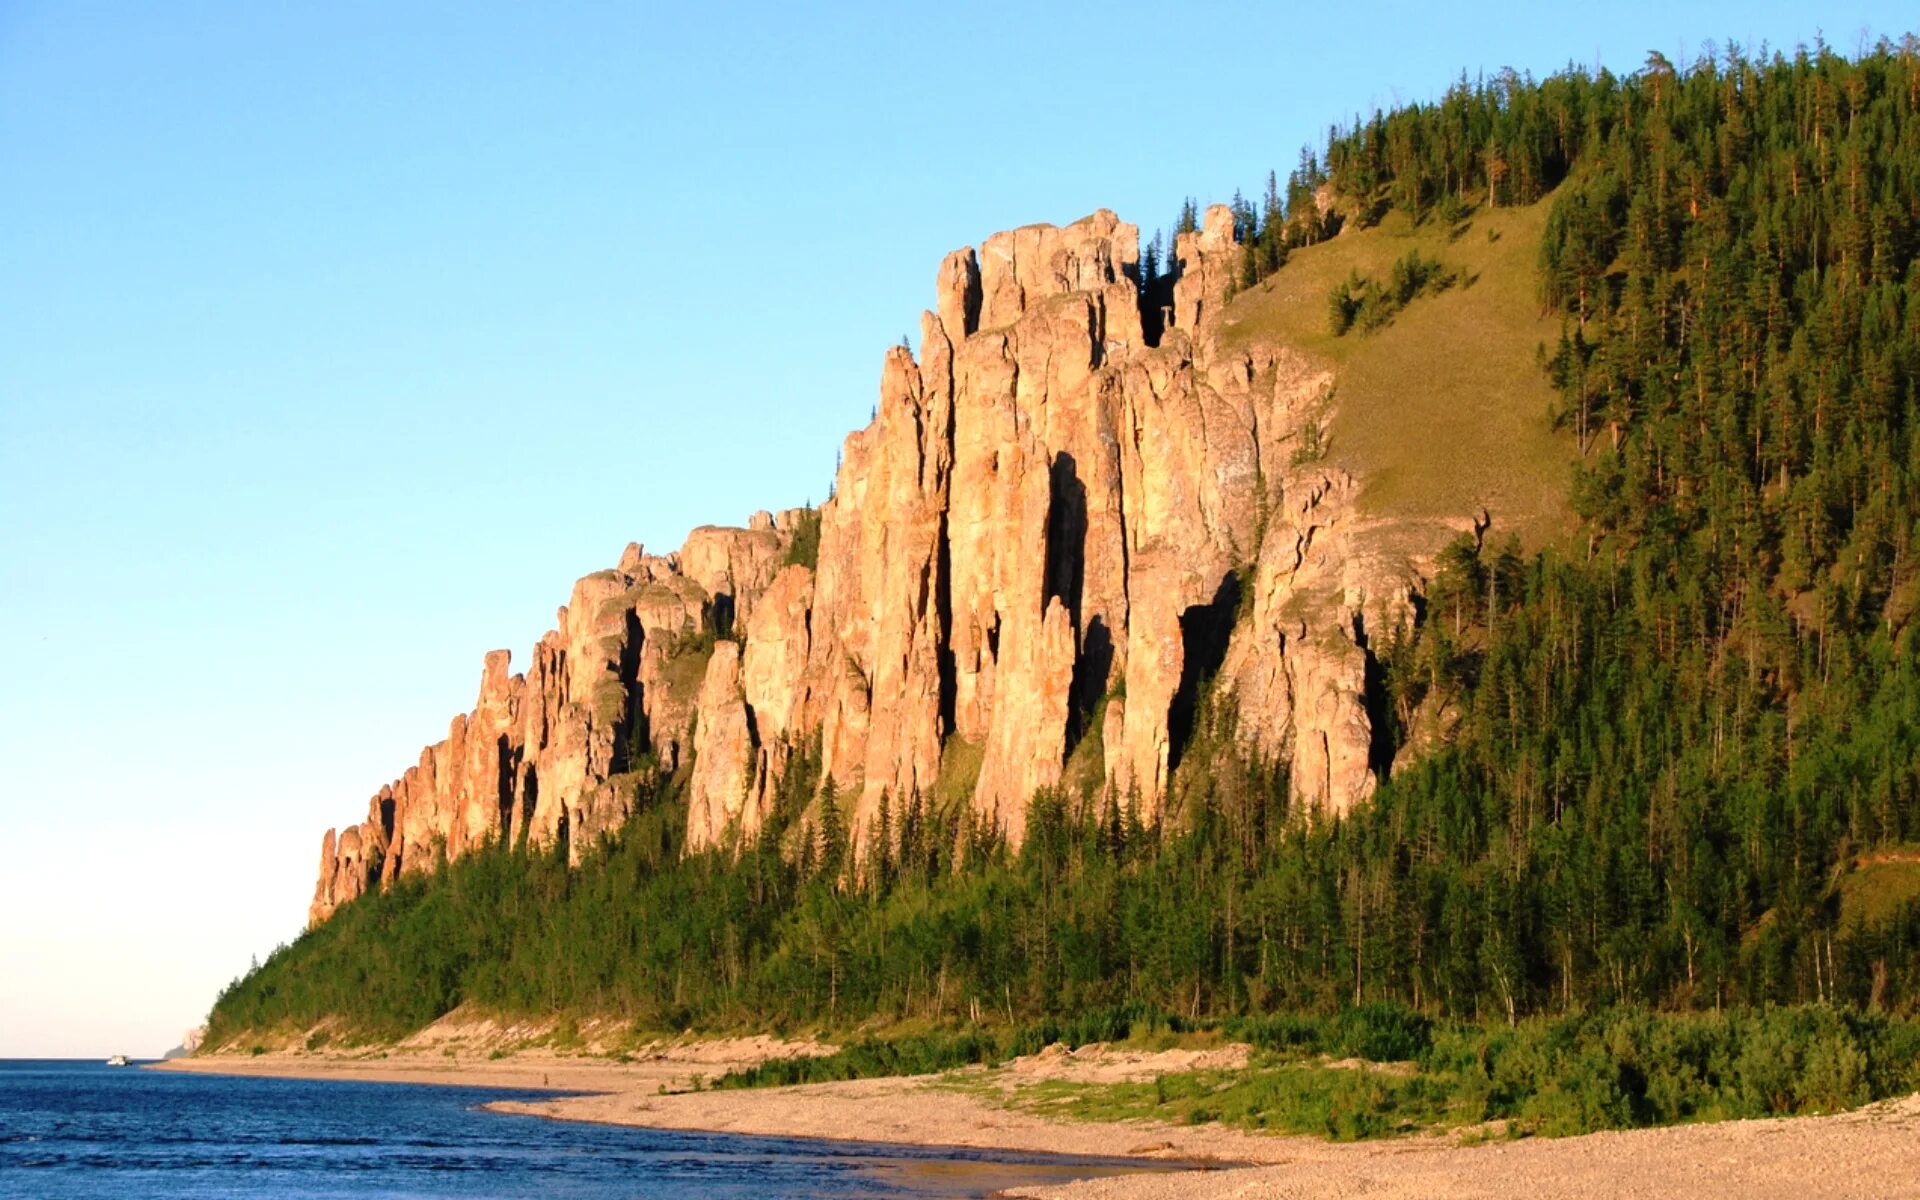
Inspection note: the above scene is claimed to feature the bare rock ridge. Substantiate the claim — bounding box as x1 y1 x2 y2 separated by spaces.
309 205 1448 927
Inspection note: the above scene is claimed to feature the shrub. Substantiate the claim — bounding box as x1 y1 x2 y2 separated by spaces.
1335 1002 1434 1062
781 507 822 570
1326 276 1358 335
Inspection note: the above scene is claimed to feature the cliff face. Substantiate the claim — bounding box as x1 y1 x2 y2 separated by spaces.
309 205 1440 927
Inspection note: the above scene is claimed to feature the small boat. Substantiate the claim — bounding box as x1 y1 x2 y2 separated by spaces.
105 1054 130 1067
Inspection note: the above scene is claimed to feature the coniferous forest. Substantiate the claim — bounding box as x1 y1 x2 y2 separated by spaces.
212 41 1920 1093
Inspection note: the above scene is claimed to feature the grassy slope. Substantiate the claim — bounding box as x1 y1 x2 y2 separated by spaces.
1837 848 1920 928
1218 197 1575 551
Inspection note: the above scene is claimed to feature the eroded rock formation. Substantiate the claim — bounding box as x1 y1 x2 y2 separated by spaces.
308 522 799 925
309 204 1458 927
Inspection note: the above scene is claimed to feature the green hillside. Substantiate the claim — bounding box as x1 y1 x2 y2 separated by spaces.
1222 197 1573 548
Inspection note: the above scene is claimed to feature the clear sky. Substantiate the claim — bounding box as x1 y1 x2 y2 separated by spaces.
2 1 1910 1058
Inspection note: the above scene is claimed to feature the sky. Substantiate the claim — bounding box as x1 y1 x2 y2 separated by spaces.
2 1 1911 1058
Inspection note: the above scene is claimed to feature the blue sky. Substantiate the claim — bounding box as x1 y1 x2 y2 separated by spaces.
2 1 1909 1057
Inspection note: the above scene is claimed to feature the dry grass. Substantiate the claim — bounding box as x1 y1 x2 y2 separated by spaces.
1837 848 1920 929
932 736 985 814
1219 197 1575 550
660 645 715 695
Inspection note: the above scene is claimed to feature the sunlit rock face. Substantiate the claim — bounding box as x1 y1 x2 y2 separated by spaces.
307 515 801 923
309 204 1451 925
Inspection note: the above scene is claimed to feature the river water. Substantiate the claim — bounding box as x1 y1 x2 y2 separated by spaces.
0 1059 1151 1198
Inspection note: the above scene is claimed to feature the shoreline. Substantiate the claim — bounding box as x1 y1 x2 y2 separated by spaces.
160 1048 1920 1199
156 1044 1276 1162
156 1044 1226 1196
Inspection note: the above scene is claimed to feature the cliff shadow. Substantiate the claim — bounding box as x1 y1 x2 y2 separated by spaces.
1167 571 1242 774
372 790 397 884
936 510 957 738
495 734 518 846
934 370 960 741
515 763 539 851
1141 266 1176 347
617 609 649 774
1066 615 1113 761
1353 610 1405 781
1049 453 1113 763
1045 454 1087 624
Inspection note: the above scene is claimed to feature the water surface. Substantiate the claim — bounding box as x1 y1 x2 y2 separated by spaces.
0 1060 1154 1198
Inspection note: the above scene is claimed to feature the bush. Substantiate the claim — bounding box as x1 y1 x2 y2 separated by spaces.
1800 1031 1869 1112
1325 255 1455 337
781 507 822 570
1326 276 1357 335
1335 1002 1434 1062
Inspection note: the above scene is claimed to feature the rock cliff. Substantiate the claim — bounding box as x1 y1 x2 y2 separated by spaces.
309 205 1453 927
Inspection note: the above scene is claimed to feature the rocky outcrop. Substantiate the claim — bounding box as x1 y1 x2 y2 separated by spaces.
308 514 801 924
800 340 952 843
310 201 1464 926
1219 465 1422 816
686 642 758 851
734 563 814 834
679 524 785 631
1171 203 1240 333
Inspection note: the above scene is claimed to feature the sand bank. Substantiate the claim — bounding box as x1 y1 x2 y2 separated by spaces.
162 1044 1920 1199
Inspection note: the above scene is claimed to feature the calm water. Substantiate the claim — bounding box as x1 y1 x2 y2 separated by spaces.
0 1060 1153 1198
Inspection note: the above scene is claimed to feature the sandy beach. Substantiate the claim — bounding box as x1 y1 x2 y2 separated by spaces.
159 1034 1920 1199
1004 1093 1920 1199
155 1034 821 1095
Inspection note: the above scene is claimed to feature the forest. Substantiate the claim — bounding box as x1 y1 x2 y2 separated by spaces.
211 40 1920 1084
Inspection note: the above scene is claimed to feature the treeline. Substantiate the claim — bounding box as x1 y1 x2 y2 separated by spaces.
211 39 1920 1049
1145 145 1333 296
208 664 1919 1046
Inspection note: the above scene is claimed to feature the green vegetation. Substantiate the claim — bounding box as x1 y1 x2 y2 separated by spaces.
714 1003 1429 1090
1213 187 1571 549
718 1002 1920 1140
959 1006 1920 1140
781 506 822 571
211 39 1920 1139
1837 849 1920 929
965 1066 1461 1142
1326 250 1464 336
